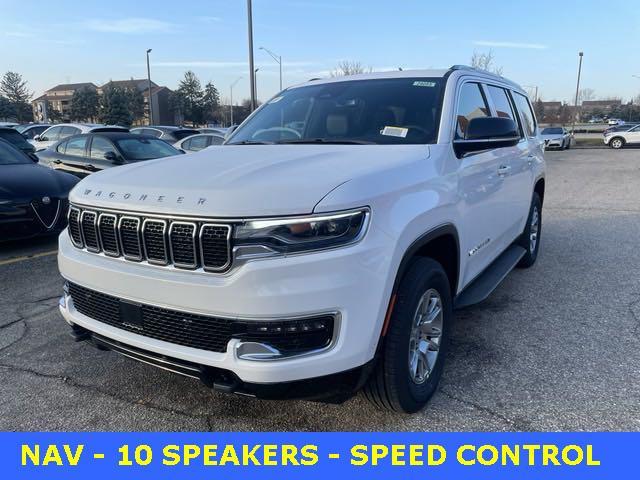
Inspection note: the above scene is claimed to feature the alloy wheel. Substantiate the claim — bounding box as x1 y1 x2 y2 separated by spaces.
408 289 443 384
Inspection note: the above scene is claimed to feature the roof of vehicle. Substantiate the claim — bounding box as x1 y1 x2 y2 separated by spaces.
133 125 197 132
291 65 524 93
69 132 160 141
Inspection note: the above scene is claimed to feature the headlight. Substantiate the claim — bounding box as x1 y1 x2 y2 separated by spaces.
233 208 369 258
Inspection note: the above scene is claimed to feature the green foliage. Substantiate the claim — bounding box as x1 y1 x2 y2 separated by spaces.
202 82 221 123
70 87 99 122
99 86 133 126
0 71 33 122
125 87 145 123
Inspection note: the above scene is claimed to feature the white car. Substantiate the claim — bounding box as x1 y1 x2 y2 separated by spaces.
607 118 624 126
174 133 225 153
540 127 571 150
604 124 640 149
58 66 545 413
30 123 129 151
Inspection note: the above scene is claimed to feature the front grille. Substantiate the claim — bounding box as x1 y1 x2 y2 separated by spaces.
68 283 335 355
81 211 99 252
68 208 83 246
68 205 232 272
31 198 61 229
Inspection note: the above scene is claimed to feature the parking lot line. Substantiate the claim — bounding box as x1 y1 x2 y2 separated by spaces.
0 250 58 266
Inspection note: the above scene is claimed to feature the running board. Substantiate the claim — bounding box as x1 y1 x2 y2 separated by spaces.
454 245 526 309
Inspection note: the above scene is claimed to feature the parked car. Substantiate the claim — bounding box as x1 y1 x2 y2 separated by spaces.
30 124 129 151
58 65 545 413
604 123 640 149
0 122 18 127
38 132 184 178
130 126 199 143
540 127 571 150
174 133 225 152
14 123 51 140
608 118 624 126
0 126 38 160
0 139 79 242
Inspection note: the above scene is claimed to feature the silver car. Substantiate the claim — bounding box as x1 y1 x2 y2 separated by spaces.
604 124 640 149
541 127 571 150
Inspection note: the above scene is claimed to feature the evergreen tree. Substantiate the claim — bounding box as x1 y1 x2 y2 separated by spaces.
125 87 145 124
70 87 99 122
175 71 204 125
0 71 33 122
99 86 133 126
0 95 14 120
202 81 221 124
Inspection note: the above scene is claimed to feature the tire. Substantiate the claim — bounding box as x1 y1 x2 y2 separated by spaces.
610 137 625 149
565 139 571 150
517 192 542 268
362 258 451 413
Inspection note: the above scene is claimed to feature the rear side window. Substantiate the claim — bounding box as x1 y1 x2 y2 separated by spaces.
486 85 517 122
455 83 490 139
56 140 68 154
65 136 87 157
185 135 209 151
513 93 537 137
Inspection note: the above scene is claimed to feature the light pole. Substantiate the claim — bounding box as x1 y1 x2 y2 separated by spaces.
259 46 282 91
254 68 259 103
146 49 154 125
247 0 256 112
229 76 242 126
523 85 539 102
572 51 584 133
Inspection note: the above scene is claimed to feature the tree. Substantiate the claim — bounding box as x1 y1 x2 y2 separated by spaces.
202 82 221 124
470 50 503 76
0 95 14 120
175 71 204 126
330 60 372 77
46 100 63 123
69 87 99 122
0 71 33 122
125 87 145 124
99 86 133 126
534 98 545 123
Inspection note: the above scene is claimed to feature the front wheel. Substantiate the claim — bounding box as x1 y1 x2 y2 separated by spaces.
610 137 625 149
362 258 451 413
517 192 542 268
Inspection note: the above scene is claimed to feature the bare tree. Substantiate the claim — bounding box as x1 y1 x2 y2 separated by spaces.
470 50 503 76
577 88 596 104
330 60 373 77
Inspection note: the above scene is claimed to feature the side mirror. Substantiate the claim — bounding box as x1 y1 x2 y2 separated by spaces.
104 151 122 164
453 117 520 156
34 135 42 142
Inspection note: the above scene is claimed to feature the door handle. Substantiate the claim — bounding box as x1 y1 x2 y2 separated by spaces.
497 165 511 176
53 159 61 164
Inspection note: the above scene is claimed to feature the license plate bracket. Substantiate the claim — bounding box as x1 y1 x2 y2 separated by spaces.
119 300 143 330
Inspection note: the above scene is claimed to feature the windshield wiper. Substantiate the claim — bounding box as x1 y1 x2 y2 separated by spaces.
275 138 375 145
227 140 275 145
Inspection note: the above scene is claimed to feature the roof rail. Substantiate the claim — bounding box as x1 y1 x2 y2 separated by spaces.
449 65 479 72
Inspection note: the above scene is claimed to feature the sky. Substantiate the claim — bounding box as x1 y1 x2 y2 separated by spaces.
1 0 639 104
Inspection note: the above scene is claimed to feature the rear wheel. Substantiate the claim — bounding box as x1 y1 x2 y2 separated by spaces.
610 137 625 149
363 258 451 413
517 193 542 268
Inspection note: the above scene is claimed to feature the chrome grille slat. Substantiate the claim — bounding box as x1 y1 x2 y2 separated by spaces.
68 207 83 247
68 206 232 272
80 211 100 252
98 213 119 256
142 219 168 265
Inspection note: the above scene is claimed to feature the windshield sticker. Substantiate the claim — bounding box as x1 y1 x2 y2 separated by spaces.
413 81 436 87
381 126 409 138
269 96 284 103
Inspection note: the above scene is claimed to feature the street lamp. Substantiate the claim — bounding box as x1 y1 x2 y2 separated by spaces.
146 49 154 125
523 84 539 102
229 76 242 126
246 0 256 112
259 46 282 91
572 51 584 133
254 68 259 103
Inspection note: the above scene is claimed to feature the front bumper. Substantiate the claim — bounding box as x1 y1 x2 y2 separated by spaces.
543 139 564 149
58 226 393 385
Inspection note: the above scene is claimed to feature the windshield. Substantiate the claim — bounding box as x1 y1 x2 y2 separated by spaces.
542 128 563 134
13 125 28 133
173 130 199 140
0 140 31 165
115 138 181 161
0 129 32 149
228 77 444 145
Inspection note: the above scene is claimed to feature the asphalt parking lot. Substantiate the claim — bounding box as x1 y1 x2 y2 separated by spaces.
1 148 639 431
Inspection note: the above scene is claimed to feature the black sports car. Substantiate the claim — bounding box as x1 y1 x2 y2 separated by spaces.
0 139 79 242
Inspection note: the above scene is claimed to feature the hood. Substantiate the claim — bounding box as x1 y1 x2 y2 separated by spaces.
70 144 430 217
541 133 563 140
0 163 78 203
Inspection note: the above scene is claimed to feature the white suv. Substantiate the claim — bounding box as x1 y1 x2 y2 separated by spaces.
57 66 545 413
604 124 640 149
